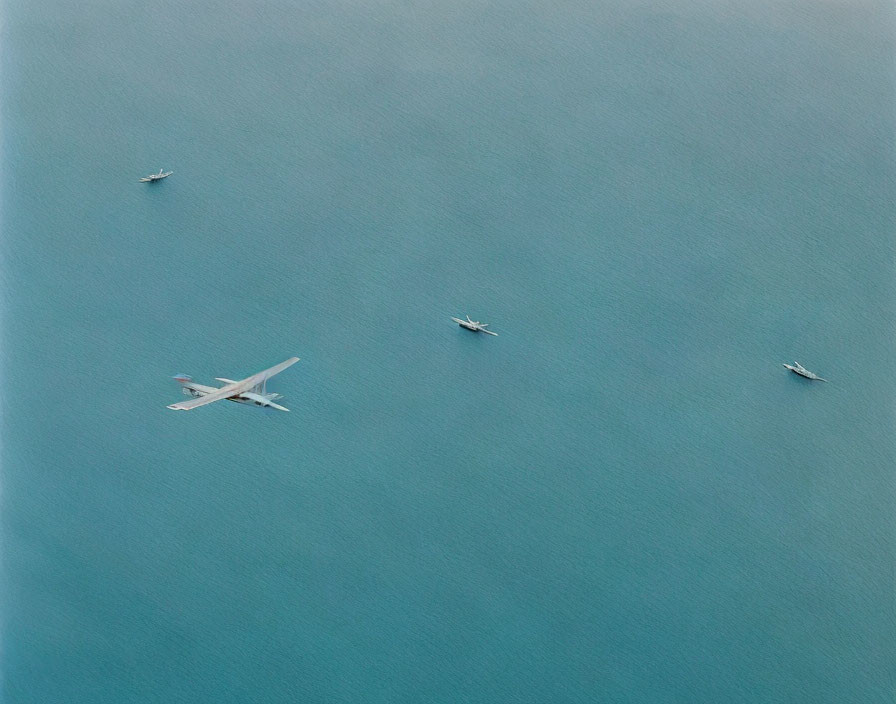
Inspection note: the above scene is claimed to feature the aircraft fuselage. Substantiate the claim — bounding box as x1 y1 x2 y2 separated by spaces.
180 381 289 410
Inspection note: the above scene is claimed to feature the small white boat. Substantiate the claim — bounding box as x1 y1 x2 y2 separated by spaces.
783 361 827 382
451 315 498 336
139 168 172 182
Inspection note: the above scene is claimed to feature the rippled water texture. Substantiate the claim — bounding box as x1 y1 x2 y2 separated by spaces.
2 1 894 701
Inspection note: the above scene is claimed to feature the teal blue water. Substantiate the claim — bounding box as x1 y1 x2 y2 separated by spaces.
2 1 894 701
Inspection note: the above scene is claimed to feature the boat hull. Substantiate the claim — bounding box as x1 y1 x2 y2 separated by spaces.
783 364 826 381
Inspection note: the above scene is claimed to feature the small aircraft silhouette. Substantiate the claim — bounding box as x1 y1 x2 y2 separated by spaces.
451 315 498 336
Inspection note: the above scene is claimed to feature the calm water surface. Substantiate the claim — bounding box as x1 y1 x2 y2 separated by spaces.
2 1 894 701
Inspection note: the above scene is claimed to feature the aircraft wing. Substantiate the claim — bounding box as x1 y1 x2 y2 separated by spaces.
167 379 249 411
166 357 299 411
241 357 300 389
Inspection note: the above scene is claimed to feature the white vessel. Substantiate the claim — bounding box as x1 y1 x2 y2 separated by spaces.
139 168 172 182
451 315 498 336
783 361 827 382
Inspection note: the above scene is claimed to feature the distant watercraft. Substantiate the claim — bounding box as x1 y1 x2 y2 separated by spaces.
451 315 498 336
139 168 172 182
783 361 827 382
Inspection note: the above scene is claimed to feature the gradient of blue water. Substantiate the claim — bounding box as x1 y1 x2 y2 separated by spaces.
2 1 894 701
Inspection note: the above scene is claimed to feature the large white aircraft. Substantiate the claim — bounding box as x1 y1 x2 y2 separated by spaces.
167 357 299 411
